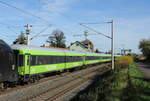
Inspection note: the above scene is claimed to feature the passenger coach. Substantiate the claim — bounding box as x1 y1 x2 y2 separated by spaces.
10 45 111 82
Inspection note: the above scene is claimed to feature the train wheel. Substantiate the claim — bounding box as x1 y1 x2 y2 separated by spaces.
29 77 35 83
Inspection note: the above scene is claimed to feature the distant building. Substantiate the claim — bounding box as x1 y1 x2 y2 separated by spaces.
69 39 94 52
81 39 94 52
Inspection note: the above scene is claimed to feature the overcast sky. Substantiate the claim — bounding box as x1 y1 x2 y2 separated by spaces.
0 0 150 53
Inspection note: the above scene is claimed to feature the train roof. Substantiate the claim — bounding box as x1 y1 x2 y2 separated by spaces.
10 44 111 56
11 44 85 54
0 40 13 53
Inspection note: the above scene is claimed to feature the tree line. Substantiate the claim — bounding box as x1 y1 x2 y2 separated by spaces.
13 29 66 48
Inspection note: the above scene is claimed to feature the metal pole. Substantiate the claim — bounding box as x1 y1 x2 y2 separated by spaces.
24 24 32 45
111 20 114 70
26 32 29 45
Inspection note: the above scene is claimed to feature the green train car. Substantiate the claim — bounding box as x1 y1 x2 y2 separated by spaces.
10 45 111 82
0 39 117 89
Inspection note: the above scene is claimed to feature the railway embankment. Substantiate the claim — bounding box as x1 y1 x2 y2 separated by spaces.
71 56 150 101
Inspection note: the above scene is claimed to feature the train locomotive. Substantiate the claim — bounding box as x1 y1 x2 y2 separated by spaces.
0 39 112 89
0 40 18 88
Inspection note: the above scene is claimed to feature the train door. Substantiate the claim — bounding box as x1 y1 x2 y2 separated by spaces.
25 54 31 75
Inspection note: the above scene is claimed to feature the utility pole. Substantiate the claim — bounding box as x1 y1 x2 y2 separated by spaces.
105 20 114 70
73 30 97 40
24 24 32 45
84 30 88 40
110 20 114 70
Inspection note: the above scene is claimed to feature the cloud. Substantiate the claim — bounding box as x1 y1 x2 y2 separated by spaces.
41 0 77 13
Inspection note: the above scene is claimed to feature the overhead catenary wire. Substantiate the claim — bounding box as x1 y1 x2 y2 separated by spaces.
80 22 111 25
0 0 78 43
7 27 19 35
0 0 78 39
0 22 19 35
30 24 51 40
79 24 112 39
0 0 50 24
41 1 80 36
0 24 52 28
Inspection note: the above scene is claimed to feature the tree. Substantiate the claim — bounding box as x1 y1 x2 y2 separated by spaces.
95 48 100 53
13 32 27 45
47 29 66 48
130 53 139 62
139 38 150 61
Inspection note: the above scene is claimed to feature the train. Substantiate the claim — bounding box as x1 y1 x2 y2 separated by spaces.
0 39 113 89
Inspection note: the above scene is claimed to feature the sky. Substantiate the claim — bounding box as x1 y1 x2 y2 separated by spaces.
0 0 150 53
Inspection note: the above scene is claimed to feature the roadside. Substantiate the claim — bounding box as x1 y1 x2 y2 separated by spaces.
138 63 150 79
125 63 150 101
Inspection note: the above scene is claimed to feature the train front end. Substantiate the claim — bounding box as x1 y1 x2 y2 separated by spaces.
0 40 18 88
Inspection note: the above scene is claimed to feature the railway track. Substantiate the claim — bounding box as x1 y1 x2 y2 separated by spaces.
34 68 109 101
0 72 70 95
0 63 110 101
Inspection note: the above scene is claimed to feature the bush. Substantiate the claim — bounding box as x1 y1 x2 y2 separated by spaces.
130 53 139 62
116 56 133 68
139 39 150 61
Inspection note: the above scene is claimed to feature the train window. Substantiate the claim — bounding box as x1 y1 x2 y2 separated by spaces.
30 56 37 66
85 56 113 60
30 55 65 66
29 55 84 66
85 56 102 60
18 55 24 66
65 56 83 62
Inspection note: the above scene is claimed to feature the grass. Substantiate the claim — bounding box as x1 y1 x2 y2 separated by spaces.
127 63 150 101
71 67 128 101
71 63 150 101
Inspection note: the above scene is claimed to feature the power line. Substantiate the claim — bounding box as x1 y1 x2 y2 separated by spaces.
37 34 50 37
0 22 20 35
0 24 51 28
42 2 80 34
30 24 51 40
80 22 111 25
7 27 19 34
0 0 50 23
79 24 112 39
0 0 79 42
73 30 98 40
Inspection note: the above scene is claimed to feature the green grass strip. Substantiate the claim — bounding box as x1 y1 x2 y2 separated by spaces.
128 63 150 101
